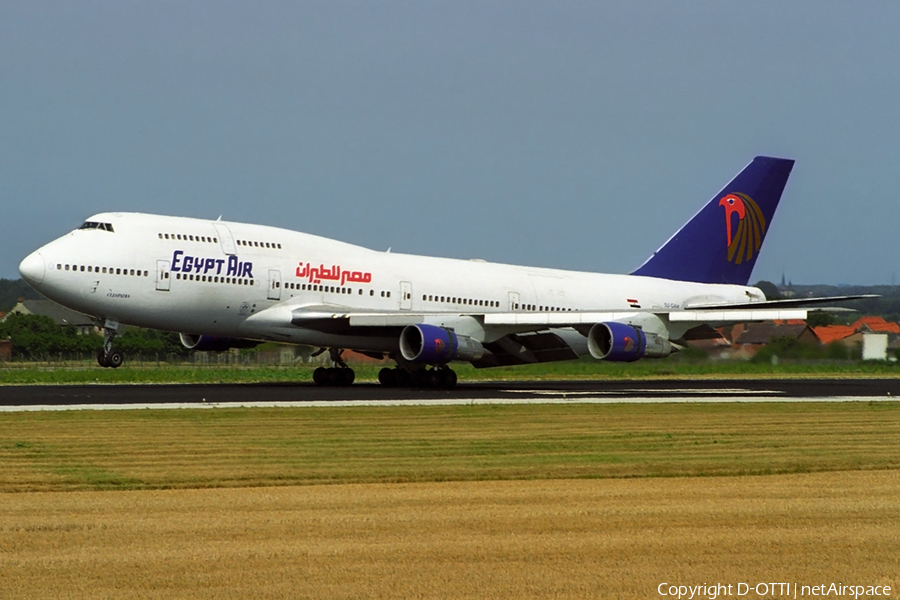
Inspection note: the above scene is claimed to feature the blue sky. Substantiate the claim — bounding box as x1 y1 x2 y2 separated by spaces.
2 1 899 285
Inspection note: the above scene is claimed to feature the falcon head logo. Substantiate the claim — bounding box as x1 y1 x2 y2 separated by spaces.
623 337 635 352
718 193 766 264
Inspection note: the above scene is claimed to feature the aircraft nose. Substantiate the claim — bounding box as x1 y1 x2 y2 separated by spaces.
19 251 46 286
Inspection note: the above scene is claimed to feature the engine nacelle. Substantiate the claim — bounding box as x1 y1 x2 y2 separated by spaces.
587 322 672 362
180 334 260 352
399 324 484 364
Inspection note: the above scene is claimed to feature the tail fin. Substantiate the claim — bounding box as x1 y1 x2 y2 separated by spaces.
631 156 794 285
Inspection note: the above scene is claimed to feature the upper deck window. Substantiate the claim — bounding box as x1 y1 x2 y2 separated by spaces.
79 221 114 232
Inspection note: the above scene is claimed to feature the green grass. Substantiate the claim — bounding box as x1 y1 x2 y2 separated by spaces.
1 402 898 492
2 356 900 385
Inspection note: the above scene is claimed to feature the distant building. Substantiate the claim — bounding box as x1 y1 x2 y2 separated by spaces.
778 272 796 298
0 338 11 361
1 299 96 335
719 320 818 359
813 316 900 347
862 333 889 361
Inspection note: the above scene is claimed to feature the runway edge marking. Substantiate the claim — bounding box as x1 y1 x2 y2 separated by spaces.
2 396 899 412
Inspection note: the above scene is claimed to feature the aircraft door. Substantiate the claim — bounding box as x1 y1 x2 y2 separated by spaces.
268 269 282 300
156 260 171 292
213 223 237 256
508 291 520 311
400 281 412 310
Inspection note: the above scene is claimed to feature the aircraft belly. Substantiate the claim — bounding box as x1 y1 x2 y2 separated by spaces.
250 326 400 353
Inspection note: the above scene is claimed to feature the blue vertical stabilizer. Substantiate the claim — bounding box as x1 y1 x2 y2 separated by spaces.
631 156 794 285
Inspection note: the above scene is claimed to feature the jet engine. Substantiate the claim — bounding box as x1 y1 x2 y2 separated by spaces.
587 322 672 362
399 324 484 364
179 334 260 352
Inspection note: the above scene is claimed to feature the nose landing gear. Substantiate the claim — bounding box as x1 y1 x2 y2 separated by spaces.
97 322 123 369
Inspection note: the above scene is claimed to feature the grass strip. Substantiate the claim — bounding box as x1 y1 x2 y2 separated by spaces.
2 358 900 385
1 402 898 492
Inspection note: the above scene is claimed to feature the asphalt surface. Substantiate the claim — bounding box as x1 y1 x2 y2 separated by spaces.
1 378 899 409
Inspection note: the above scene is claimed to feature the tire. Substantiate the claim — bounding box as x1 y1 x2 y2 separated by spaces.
441 369 457 389
393 369 410 388
426 369 442 388
324 368 340 386
378 367 395 387
97 350 109 368
410 370 427 388
313 366 328 386
338 368 355 386
107 350 124 369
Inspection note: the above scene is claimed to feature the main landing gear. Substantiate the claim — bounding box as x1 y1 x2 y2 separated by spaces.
310 348 458 388
312 348 356 387
97 325 124 369
378 366 457 389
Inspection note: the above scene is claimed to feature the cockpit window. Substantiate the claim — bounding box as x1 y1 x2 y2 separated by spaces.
79 221 115 232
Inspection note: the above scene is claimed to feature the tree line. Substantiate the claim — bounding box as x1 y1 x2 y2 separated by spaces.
0 313 188 359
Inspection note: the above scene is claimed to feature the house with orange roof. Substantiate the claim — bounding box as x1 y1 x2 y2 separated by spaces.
852 316 900 334
813 324 857 345
813 316 900 347
715 320 820 359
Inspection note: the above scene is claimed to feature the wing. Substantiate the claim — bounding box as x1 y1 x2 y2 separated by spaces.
239 290 874 367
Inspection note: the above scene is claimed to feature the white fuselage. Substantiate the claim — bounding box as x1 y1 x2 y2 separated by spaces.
19 212 764 353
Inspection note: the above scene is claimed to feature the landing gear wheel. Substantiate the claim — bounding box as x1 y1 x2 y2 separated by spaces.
393 368 410 387
313 366 356 386
440 369 457 389
106 350 124 369
378 367 395 387
410 370 428 388
338 368 355 386
426 369 442 388
97 350 110 368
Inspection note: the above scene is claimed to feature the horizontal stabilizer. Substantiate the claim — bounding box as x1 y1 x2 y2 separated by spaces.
683 294 877 310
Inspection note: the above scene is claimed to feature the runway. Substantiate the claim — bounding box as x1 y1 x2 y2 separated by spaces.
1 378 899 411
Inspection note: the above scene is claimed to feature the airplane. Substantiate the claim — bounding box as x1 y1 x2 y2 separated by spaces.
17 156 867 387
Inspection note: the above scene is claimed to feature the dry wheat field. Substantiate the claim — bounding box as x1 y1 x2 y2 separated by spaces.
1 402 899 599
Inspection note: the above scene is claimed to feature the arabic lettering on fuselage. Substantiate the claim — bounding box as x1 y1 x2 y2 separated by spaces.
295 262 372 285
170 250 254 278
